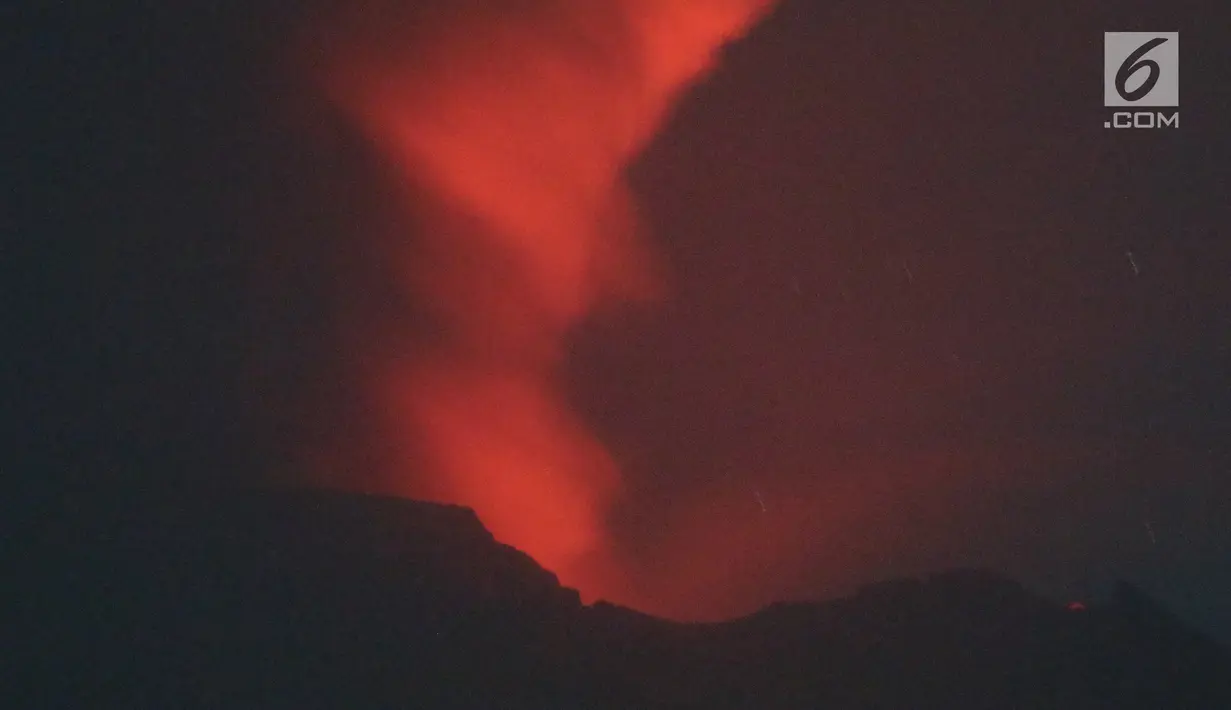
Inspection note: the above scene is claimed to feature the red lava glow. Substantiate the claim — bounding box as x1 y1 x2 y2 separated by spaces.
307 0 777 606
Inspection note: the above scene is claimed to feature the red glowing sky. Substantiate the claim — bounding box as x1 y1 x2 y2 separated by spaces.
281 0 1231 624
18 0 1229 633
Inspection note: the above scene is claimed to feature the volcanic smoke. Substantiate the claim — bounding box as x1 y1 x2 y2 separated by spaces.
307 0 775 606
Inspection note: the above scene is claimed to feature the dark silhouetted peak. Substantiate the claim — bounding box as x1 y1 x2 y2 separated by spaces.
18 487 1231 709
207 487 582 611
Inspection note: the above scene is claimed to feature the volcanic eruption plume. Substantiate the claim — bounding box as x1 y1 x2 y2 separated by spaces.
306 0 776 599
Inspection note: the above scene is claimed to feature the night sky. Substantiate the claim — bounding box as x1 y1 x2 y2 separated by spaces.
14 1 1231 640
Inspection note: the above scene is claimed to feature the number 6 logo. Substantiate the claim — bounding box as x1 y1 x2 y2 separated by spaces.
1104 32 1178 108
1115 37 1168 102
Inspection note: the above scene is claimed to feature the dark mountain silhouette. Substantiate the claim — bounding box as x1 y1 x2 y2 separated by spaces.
15 487 1230 709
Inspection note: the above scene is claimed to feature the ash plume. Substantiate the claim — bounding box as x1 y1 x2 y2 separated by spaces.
301 0 776 601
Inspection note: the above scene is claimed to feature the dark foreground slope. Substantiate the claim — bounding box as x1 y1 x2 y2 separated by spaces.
15 488 1230 709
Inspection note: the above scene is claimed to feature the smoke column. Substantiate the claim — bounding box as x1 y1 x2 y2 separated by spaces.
307 0 776 601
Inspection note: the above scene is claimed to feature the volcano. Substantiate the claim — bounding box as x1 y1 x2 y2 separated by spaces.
13 2 1231 706
17 486 1230 708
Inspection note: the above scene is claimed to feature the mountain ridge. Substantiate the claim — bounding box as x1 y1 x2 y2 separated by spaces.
16 485 1231 708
